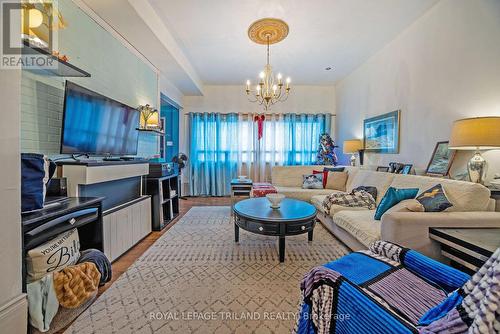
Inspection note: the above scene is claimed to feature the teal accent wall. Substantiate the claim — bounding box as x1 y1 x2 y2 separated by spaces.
21 0 159 157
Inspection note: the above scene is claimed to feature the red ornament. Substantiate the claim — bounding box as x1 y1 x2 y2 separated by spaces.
254 114 266 140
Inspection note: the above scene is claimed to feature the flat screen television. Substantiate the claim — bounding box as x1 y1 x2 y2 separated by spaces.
60 81 139 155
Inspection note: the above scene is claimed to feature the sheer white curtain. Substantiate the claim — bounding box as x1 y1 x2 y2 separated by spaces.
232 113 285 183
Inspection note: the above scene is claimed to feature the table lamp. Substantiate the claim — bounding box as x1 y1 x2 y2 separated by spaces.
343 139 363 166
448 116 500 184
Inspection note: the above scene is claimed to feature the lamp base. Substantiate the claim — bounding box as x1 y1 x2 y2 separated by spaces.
468 151 487 184
350 154 356 166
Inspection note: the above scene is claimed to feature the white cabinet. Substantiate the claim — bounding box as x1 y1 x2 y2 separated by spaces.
103 197 151 261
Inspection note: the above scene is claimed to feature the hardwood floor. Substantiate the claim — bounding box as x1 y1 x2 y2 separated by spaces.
97 196 232 297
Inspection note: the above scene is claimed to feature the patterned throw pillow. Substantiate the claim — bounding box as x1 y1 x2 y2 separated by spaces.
374 187 419 220
416 184 453 212
302 174 324 189
352 186 378 201
322 190 376 214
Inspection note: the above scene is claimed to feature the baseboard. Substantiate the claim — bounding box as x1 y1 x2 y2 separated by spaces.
0 294 28 333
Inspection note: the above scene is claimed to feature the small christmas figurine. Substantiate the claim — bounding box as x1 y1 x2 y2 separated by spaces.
315 133 338 165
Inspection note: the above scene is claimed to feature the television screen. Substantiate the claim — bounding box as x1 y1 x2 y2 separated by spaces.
61 81 139 155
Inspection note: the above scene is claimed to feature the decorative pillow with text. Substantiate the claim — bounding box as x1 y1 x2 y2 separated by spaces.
26 228 80 283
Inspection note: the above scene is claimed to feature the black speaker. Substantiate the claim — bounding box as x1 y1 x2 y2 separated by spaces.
46 177 67 197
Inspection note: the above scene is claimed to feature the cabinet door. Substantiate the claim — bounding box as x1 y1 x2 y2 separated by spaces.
103 214 112 260
142 198 152 238
102 197 152 262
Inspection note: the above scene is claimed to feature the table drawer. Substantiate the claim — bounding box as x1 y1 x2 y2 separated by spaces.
246 221 279 234
286 221 314 234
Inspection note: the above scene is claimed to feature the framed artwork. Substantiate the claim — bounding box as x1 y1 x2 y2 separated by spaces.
425 141 456 176
401 164 413 175
363 110 401 153
376 166 389 172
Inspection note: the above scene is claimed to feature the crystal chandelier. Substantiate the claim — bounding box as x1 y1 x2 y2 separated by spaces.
245 18 291 111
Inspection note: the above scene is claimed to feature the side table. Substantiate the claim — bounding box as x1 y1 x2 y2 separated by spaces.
487 187 500 212
429 227 500 274
230 178 253 216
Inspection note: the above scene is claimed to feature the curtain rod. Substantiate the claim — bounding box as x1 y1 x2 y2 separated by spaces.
183 112 337 117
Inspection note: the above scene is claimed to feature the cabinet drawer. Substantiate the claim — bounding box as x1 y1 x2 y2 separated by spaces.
246 221 279 234
286 221 314 234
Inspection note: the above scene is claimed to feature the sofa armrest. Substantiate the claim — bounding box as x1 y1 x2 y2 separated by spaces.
296 279 414 334
403 249 470 292
381 211 500 259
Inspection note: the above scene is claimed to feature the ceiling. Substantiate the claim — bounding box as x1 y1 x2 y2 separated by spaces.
83 0 438 93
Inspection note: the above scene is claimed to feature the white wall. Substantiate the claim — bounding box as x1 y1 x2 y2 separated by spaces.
335 0 500 182
179 85 336 186
0 69 27 332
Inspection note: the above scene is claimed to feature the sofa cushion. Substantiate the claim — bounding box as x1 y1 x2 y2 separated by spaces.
385 199 425 215
333 210 380 247
274 186 335 202
311 194 370 216
272 165 331 187
347 169 395 205
390 174 491 212
325 171 348 191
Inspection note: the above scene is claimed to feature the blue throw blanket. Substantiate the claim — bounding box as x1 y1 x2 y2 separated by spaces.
77 249 112 285
294 241 480 334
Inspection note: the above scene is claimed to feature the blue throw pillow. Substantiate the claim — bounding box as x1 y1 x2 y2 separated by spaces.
418 290 463 326
374 187 419 220
323 166 345 172
416 184 453 212
21 153 56 212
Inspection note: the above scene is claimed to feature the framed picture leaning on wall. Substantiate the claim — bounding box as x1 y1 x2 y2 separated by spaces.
363 110 401 153
425 141 456 177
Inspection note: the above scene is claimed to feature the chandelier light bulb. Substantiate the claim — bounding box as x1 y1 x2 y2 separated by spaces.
259 72 265 79
286 77 291 83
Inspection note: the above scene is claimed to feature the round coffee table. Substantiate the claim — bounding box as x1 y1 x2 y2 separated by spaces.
233 197 317 262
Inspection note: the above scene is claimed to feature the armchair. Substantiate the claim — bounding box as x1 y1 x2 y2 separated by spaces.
295 241 499 334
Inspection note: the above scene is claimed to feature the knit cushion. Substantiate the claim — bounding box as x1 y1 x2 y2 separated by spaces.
53 262 100 308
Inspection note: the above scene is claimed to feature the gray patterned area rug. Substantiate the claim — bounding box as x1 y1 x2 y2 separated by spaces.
65 206 348 334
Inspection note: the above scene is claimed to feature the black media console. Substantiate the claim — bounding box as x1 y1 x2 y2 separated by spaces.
146 174 180 230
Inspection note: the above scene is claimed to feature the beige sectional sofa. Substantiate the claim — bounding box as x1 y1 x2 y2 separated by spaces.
271 165 500 259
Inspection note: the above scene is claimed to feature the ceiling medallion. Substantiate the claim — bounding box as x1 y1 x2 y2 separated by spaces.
247 18 289 45
245 18 291 111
